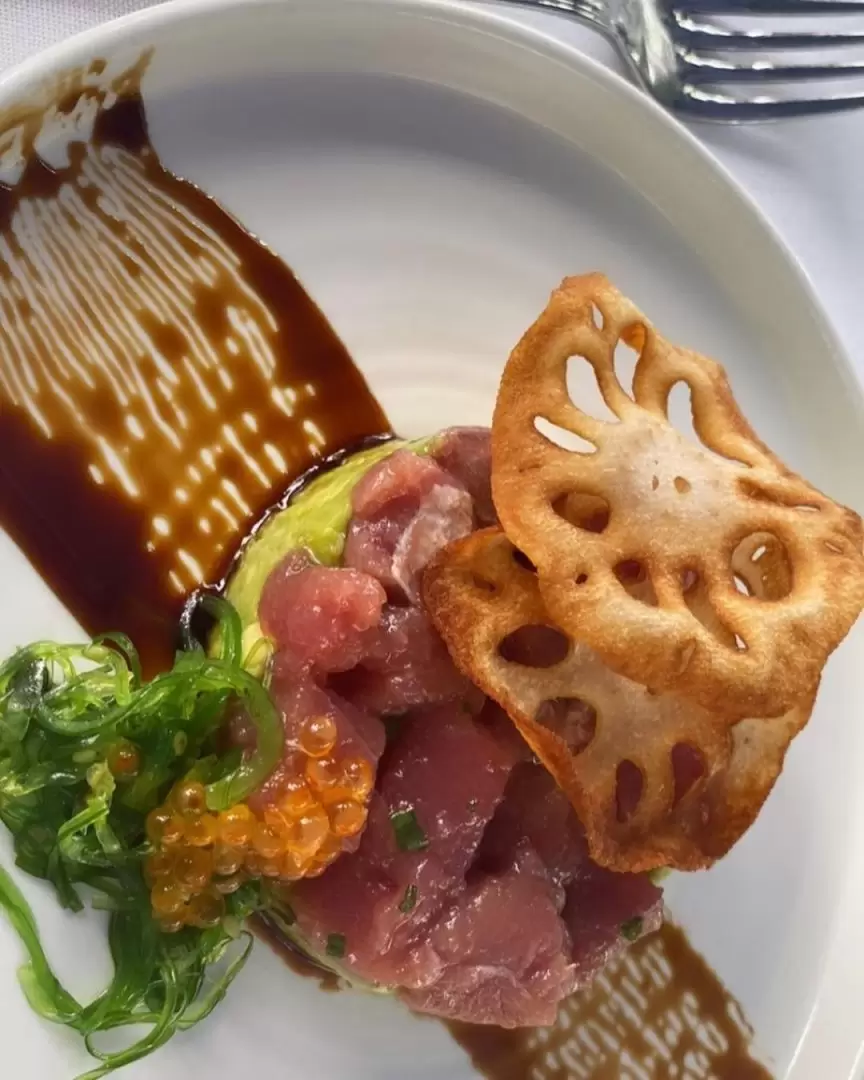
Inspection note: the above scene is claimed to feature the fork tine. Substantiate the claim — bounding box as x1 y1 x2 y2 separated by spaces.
679 85 864 120
679 51 864 81
680 0 864 12
675 13 864 47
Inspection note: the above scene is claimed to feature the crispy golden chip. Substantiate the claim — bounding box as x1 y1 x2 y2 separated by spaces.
492 273 864 719
423 528 812 872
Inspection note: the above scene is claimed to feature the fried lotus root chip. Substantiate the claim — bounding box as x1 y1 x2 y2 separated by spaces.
423 528 813 872
491 273 864 719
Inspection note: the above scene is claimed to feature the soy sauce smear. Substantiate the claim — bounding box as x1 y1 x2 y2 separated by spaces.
448 923 773 1080
0 55 388 675
0 53 772 1080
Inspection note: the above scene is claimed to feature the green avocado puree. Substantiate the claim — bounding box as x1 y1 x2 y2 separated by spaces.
222 436 434 665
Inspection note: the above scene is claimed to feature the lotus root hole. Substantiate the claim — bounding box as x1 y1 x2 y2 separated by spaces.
534 415 596 455
615 760 643 823
668 381 752 467
674 476 691 494
731 533 792 601
498 625 569 668
671 743 705 805
614 560 658 607
566 355 619 424
666 380 701 450
575 573 589 585
553 492 610 534
589 303 604 330
613 333 640 399
536 697 597 754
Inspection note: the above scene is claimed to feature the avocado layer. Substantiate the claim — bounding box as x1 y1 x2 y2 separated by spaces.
222 435 434 664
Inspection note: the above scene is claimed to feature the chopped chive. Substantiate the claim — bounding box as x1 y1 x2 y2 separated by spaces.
390 808 428 853
399 885 418 914
620 916 644 942
326 933 346 959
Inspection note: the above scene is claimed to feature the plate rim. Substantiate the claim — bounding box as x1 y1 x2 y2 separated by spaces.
0 0 859 418
0 1 862 1077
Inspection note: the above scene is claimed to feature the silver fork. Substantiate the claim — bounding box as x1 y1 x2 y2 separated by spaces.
489 0 864 120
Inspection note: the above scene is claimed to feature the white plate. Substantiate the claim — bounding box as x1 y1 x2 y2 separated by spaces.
1 1 863 1077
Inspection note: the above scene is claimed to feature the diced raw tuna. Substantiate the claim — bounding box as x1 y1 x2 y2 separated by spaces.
476 701 535 768
377 705 515 882
400 848 575 1027
344 448 473 602
563 861 663 985
430 427 496 527
480 763 664 987
478 763 589 887
289 715 662 1026
350 448 458 519
329 606 479 715
250 428 664 1026
290 706 516 985
259 557 386 675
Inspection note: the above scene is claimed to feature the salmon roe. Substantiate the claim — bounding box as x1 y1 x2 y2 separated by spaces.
107 739 141 777
298 714 338 759
146 733 375 930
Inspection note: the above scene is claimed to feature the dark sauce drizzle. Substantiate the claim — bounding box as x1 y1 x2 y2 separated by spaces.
0 54 772 1080
448 922 772 1080
0 57 388 674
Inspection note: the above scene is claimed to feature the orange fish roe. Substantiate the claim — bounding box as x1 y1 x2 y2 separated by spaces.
217 804 254 847
286 805 329 857
151 881 187 918
106 739 141 778
328 799 368 839
172 780 208 817
212 845 244 877
341 756 375 801
145 807 172 845
305 755 343 795
298 714 338 759
175 847 212 892
160 814 186 848
252 821 284 860
279 776 317 818
146 742 377 928
214 871 244 895
279 849 311 881
185 814 219 847
187 888 225 929
144 849 175 885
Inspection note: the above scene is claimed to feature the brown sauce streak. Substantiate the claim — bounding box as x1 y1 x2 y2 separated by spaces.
0 54 771 1080
0 55 388 673
251 911 341 993
449 923 772 1080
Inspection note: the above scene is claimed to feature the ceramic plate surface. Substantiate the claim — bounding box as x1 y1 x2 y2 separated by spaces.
0 1 862 1077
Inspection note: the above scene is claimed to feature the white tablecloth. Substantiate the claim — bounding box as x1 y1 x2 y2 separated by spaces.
3 0 864 388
